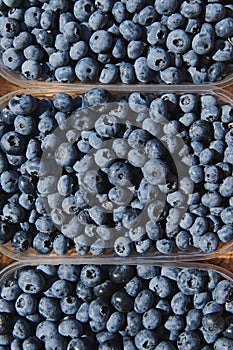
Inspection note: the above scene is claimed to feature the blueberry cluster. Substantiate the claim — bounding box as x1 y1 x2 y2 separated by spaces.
0 88 233 257
0 264 233 349
0 0 233 84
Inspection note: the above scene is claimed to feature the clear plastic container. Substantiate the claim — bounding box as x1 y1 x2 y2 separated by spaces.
0 260 233 286
0 87 232 262
0 260 233 350
1 52 233 90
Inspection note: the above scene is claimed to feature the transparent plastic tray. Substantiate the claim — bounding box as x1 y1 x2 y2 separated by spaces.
0 87 232 262
0 260 233 285
0 261 232 350
0 56 233 91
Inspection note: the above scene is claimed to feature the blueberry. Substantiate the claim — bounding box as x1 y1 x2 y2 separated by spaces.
1 17 19 38
12 32 32 51
175 231 191 250
80 265 103 287
154 0 177 15
13 318 30 340
147 22 168 45
149 276 171 298
119 62 135 84
100 64 118 83
142 309 161 331
134 289 154 314
189 217 208 237
202 313 225 335
119 20 142 41
91 320 108 333
155 341 176 350
165 315 184 333
58 319 83 338
177 331 200 350
205 3 225 23
220 176 233 197
10 338 22 350
73 0 94 21
0 170 19 193
40 9 56 29
213 280 233 304
221 207 233 225
142 159 168 185
61 21 80 43
187 66 207 84
123 337 137 350
15 293 37 317
2 48 24 70
186 309 202 331
182 49 199 67
137 6 157 26
135 329 158 350
21 59 42 80
89 30 112 54
11 231 32 252
44 334 68 350
1 277 21 302
23 43 44 62
22 337 41 350
177 269 204 295
48 51 69 68
125 277 143 298
75 57 99 82
0 37 13 50
105 312 125 333
167 29 191 54
18 269 45 294
53 35 69 53
3 0 21 6
147 47 170 71
167 13 185 31
88 298 110 323
179 94 198 113
111 290 134 313
55 66 76 83
88 10 107 30
215 17 233 38
218 225 233 243
3 202 25 223
113 236 131 257
38 297 61 321
67 338 89 350
126 310 142 336
67 41 86 60
207 62 226 82
214 338 233 350
127 40 144 60
36 320 58 342
109 1 125 22
192 32 214 55
33 232 53 254
160 67 182 84
112 38 126 59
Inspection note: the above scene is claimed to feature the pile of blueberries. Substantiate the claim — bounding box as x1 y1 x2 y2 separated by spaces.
0 264 233 349
0 88 233 257
0 0 233 84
